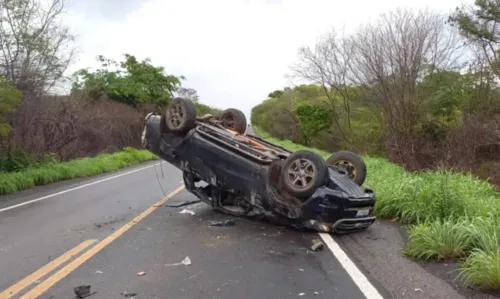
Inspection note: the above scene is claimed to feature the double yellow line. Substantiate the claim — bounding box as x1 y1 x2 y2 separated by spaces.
0 185 185 299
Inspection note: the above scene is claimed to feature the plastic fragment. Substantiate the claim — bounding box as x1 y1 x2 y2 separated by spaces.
166 256 192 266
311 239 324 251
209 219 235 227
74 285 94 298
121 291 138 297
179 209 195 215
137 271 146 276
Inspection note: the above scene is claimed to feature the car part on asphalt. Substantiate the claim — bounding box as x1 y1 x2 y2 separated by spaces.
209 219 236 226
311 239 324 251
141 97 377 234
74 285 94 298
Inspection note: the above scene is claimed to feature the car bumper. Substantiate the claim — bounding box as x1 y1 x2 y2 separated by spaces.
297 186 377 234
301 216 377 234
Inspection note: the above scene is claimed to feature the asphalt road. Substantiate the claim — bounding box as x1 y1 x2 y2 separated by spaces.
0 160 387 299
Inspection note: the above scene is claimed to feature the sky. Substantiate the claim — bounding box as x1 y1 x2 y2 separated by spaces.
64 0 472 121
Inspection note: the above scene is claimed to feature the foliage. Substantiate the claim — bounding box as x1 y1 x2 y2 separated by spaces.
0 0 75 94
449 0 500 76
72 54 183 108
0 77 21 136
0 147 157 195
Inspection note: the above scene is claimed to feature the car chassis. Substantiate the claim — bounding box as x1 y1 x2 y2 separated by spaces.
141 98 377 234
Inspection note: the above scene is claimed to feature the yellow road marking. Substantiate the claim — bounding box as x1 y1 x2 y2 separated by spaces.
0 239 96 299
19 184 185 299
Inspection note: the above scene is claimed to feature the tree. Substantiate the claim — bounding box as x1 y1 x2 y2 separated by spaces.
291 30 356 143
268 90 284 98
0 0 76 95
449 0 500 77
176 87 199 102
293 103 331 144
0 76 21 136
72 54 183 109
449 0 500 132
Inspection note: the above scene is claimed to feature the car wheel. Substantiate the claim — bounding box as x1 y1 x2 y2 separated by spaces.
280 150 327 199
325 151 367 186
164 97 197 134
220 108 247 134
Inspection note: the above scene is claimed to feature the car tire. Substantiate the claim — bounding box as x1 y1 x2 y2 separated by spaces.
220 108 247 134
325 151 367 186
280 150 328 199
164 97 197 134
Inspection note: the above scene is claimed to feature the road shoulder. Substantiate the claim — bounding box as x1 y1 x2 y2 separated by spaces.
336 220 498 299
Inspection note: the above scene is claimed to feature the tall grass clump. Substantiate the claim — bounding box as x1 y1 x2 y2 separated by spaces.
0 147 158 195
405 218 475 260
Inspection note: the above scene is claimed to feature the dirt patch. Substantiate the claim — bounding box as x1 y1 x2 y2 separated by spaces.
336 220 499 299
419 261 500 299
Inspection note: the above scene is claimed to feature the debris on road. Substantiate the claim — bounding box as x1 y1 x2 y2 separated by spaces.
179 209 196 215
165 199 201 208
166 256 192 266
311 239 324 251
95 270 103 274
74 285 95 298
136 271 146 276
121 291 138 297
314 291 319 295
299 268 304 272
209 219 235 227
415 288 422 292
298 293 305 296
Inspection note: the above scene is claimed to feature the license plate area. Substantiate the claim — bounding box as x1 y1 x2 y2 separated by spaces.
356 209 370 218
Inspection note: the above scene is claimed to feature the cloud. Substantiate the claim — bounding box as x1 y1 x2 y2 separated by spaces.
65 0 470 120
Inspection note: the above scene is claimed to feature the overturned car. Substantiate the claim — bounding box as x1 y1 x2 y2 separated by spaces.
141 98 376 233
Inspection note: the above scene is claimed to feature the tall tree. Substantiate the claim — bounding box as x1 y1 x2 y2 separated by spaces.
0 0 76 95
72 54 183 109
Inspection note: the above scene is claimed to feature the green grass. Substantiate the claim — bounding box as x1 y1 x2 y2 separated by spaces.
257 129 500 290
0 147 158 196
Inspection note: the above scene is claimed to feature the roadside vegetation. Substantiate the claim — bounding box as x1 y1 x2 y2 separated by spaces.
250 2 500 291
0 147 157 195
256 129 500 290
0 0 221 194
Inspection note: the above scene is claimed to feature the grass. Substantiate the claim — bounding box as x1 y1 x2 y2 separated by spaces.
0 147 158 196
256 129 500 290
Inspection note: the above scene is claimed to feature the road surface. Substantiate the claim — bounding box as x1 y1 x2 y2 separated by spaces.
0 160 388 299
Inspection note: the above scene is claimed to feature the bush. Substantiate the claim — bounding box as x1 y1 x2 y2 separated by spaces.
0 147 157 195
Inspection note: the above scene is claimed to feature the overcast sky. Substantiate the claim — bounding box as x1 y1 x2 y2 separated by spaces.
64 0 471 120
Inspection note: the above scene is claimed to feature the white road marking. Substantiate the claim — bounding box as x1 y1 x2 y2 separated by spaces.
319 233 384 299
0 162 165 213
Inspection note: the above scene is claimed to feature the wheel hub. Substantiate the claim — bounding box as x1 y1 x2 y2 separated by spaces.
287 158 316 190
334 160 357 179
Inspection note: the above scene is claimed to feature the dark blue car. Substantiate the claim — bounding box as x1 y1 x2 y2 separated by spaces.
141 97 376 234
